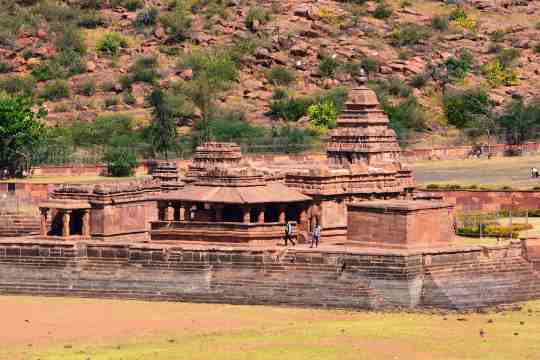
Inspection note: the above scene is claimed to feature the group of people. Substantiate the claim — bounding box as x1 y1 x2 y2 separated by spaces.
284 221 321 248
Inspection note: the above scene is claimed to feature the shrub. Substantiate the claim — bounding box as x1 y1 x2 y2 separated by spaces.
0 75 36 97
308 101 338 131
445 49 474 80
269 96 311 122
31 61 62 81
123 92 137 105
410 73 429 88
487 42 503 54
104 96 119 107
489 29 507 42
77 79 96 96
40 80 70 101
319 56 340 78
431 15 449 31
78 11 107 28
534 43 540 54
443 88 492 128
55 26 86 55
101 81 116 92
103 145 138 177
373 3 393 19
386 76 411 97
122 0 144 11
160 8 192 43
383 96 427 139
449 7 477 31
96 33 128 56
482 59 518 87
208 111 267 144
0 61 12 73
361 57 380 74
390 23 431 47
266 66 296 86
128 56 160 85
134 7 159 28
457 223 531 238
496 48 520 68
245 6 270 31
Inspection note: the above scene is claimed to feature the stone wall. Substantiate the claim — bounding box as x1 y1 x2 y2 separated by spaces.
0 240 538 309
423 189 540 213
0 215 40 237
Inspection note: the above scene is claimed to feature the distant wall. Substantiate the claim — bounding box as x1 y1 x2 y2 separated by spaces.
401 142 540 161
0 240 538 309
422 189 540 213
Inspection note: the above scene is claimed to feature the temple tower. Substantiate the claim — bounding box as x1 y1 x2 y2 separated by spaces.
186 142 243 182
327 86 401 167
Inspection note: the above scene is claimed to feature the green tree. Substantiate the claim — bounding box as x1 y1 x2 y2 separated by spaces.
177 48 238 141
498 99 540 146
103 145 138 177
307 101 338 132
0 93 44 176
146 89 180 158
443 88 493 129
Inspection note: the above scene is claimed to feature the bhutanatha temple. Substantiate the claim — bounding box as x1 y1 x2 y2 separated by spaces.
35 84 452 249
4 81 540 311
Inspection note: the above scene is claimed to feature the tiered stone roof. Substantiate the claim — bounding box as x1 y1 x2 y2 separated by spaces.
185 142 243 182
327 86 402 167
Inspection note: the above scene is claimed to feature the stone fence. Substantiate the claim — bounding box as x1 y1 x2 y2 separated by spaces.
420 189 540 213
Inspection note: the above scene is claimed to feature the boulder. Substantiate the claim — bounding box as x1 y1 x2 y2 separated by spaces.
290 43 309 57
293 5 312 19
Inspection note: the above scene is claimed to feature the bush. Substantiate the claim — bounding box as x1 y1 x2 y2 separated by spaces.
457 223 531 238
308 101 338 131
40 80 70 101
361 57 380 74
126 55 161 85
496 48 520 68
266 66 296 86
78 11 107 28
482 59 518 87
431 15 449 31
103 146 138 177
319 56 340 78
373 3 393 19
0 61 12 73
160 8 192 43
448 7 467 21
55 26 86 55
383 96 427 139
534 43 540 54
101 81 116 92
445 49 473 80
96 32 128 56
449 7 477 31
489 29 507 42
0 75 36 97
443 88 492 128
123 92 137 105
386 76 411 97
77 79 96 96
390 23 431 47
410 73 429 88
245 6 271 31
208 111 267 143
134 7 159 28
122 0 144 11
104 96 119 107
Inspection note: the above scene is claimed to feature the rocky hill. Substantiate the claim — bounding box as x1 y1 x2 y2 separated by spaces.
1 0 540 148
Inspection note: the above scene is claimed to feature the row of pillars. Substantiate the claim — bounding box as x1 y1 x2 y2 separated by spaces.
40 208 91 238
159 202 308 224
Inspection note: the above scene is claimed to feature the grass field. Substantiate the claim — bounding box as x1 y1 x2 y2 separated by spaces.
1 296 540 360
410 154 540 189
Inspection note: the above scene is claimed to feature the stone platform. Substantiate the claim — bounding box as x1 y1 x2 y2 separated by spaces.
1 237 539 310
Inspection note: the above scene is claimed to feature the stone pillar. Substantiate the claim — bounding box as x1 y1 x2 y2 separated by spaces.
278 205 286 223
215 204 223 222
243 206 251 224
62 210 71 238
257 206 265 223
179 204 186 221
40 208 48 237
299 207 307 225
82 209 91 237
165 202 174 221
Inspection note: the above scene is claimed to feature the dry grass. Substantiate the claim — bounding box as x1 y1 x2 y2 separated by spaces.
1 295 540 360
410 154 540 189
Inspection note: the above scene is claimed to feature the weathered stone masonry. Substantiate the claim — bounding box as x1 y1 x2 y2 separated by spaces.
1 240 539 310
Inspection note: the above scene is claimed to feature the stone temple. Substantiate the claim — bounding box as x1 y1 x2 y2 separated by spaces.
2 86 540 310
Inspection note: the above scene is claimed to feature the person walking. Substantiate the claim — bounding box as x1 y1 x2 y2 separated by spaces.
284 221 295 246
311 224 321 248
